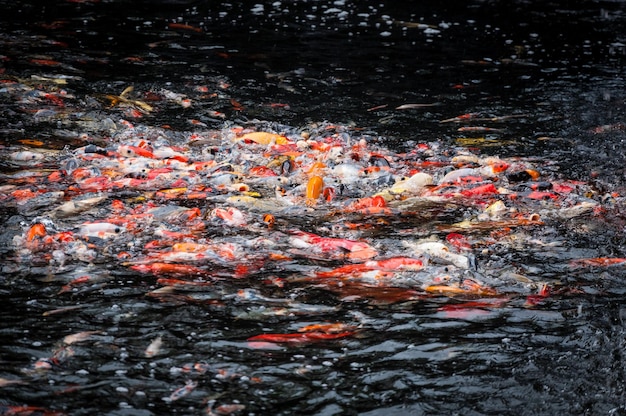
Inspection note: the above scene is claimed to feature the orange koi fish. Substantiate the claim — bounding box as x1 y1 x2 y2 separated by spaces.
425 279 497 297
296 323 354 333
316 256 423 278
343 195 392 215
305 175 324 206
570 257 626 268
26 223 47 241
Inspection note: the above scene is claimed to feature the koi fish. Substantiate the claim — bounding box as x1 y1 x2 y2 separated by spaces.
425 279 497 297
0 377 27 388
305 175 324 206
297 323 355 333
26 223 47 241
316 256 424 278
457 126 504 133
145 336 163 358
53 195 108 218
0 405 65 416
206 403 246 416
570 257 626 268
62 330 101 345
78 222 125 239
236 131 290 145
377 172 433 199
166 380 197 402
130 263 211 277
168 23 203 33
289 230 378 260
408 241 472 269
343 195 393 215
210 207 247 227
247 330 355 344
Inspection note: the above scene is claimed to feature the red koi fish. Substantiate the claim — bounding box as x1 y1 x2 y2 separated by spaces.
248 166 277 177
0 405 66 416
446 233 471 250
168 23 203 33
289 231 378 260
247 330 354 344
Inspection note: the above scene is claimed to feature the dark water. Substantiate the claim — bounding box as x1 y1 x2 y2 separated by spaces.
1 1 626 415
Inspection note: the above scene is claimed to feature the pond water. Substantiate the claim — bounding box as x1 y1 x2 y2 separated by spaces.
1 1 626 415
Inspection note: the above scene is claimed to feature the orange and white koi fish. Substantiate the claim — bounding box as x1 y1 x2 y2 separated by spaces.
210 207 247 227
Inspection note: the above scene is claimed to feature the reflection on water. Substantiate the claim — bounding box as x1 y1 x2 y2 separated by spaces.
1 1 626 415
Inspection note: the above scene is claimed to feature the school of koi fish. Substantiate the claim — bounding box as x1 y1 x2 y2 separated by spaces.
3 0 626 412
0 69 625 414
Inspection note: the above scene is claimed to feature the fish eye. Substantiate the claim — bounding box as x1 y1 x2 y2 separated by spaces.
115 227 121 233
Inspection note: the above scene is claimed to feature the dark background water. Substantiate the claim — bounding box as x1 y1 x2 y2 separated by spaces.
2 0 626 182
1 1 626 415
